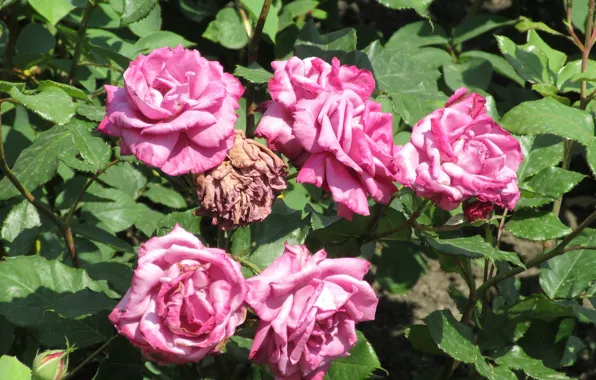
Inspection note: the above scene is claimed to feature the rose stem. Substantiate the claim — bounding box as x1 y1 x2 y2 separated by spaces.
0 100 80 267
244 0 273 138
68 0 96 84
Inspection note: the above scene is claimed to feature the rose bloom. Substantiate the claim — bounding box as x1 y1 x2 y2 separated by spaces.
256 57 375 165
396 88 522 210
109 225 247 364
98 45 244 176
257 57 399 220
245 243 378 380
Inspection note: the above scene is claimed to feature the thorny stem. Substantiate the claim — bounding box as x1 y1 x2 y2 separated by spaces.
0 100 79 267
245 0 273 138
68 0 96 84
555 0 596 217
234 255 262 275
477 207 596 298
368 199 431 241
63 335 117 380
65 160 120 227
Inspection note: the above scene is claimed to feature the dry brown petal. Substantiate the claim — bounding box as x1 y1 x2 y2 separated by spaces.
196 131 287 229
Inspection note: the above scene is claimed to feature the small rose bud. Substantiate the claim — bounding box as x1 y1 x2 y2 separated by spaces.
463 200 494 223
32 350 68 380
196 130 287 229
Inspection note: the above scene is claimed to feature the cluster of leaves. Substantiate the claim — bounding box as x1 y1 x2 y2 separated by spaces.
1 0 596 379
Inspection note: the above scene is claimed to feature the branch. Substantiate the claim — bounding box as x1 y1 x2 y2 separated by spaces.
234 255 262 275
62 335 117 380
0 100 79 267
476 208 596 298
368 199 431 241
566 0 585 50
68 0 96 84
244 0 273 138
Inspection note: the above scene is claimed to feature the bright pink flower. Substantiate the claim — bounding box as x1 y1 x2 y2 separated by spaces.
395 88 522 210
98 45 243 176
245 243 378 380
256 57 375 165
109 225 247 364
257 57 398 220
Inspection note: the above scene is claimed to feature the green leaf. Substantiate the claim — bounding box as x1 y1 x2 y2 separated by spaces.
178 0 218 23
496 35 551 84
129 2 161 37
0 356 31 380
248 200 310 270
540 229 596 299
405 324 442 355
556 59 596 94
135 204 164 237
372 44 444 125
443 58 492 91
72 223 134 252
0 256 105 326
527 30 567 74
587 138 596 176
121 0 157 25
155 209 202 237
374 0 433 18
425 310 491 376
294 21 357 62
76 102 105 122
278 0 320 31
241 0 279 43
570 1 588 33
500 98 594 144
234 63 273 84
58 153 97 172
492 345 572 380
98 162 147 199
88 43 131 70
34 311 114 348
1 200 41 242
0 317 14 355
141 183 186 209
526 167 584 198
560 336 586 367
15 23 55 56
515 16 565 36
425 235 523 267
460 50 525 86
67 120 111 171
0 80 25 94
453 14 515 45
88 3 122 29
376 241 427 294
82 187 140 233
375 208 411 241
506 211 572 241
0 125 76 201
37 80 88 101
134 31 194 53
203 8 249 50
29 0 76 25
385 21 448 51
9 86 77 125
54 289 116 319
516 135 564 181
324 331 382 380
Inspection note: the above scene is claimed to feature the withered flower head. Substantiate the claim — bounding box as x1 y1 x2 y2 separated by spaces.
195 131 287 229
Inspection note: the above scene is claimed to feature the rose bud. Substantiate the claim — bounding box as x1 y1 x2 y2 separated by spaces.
32 350 68 380
195 130 287 230
463 200 494 223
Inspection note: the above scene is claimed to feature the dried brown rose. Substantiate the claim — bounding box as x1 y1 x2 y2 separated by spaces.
195 131 287 229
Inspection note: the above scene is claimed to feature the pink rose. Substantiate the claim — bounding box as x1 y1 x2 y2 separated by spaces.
245 244 378 380
396 88 522 210
98 45 244 176
108 225 247 364
256 57 375 165
294 93 399 220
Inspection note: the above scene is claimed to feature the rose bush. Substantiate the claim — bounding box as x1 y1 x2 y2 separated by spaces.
109 225 247 364
2 1 596 380
98 45 243 175
245 244 378 379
